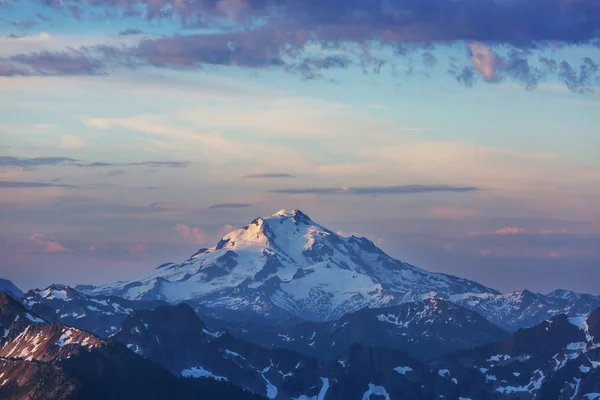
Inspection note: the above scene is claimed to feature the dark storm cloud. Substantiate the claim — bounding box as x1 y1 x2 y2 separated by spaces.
243 173 295 179
208 203 252 209
271 184 479 195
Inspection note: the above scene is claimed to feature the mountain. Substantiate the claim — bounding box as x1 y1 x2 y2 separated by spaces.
86 209 497 322
450 289 600 332
0 293 264 400
431 307 600 399
0 278 23 299
22 284 167 337
112 303 322 399
111 303 462 399
204 299 508 362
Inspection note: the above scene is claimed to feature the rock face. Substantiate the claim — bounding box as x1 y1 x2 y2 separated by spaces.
86 209 496 322
0 293 265 400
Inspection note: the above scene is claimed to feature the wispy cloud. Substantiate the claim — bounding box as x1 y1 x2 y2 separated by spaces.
0 156 192 169
75 161 191 168
271 184 479 196
0 181 77 188
0 156 78 169
208 203 252 209
243 173 295 179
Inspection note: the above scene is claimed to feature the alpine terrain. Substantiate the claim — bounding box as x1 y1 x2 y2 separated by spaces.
83 209 600 331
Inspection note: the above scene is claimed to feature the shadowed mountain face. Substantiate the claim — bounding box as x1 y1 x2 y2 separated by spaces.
431 310 600 400
0 279 23 299
0 293 264 400
201 299 509 362
110 301 600 400
3 290 600 399
111 303 461 399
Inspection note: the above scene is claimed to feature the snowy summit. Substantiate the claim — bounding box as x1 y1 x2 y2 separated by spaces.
88 209 494 321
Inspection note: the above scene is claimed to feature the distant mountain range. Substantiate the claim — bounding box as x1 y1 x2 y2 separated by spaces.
3 291 599 399
2 209 600 399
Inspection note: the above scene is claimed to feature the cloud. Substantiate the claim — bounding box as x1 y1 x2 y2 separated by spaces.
33 0 600 44
469 42 498 82
495 226 525 235
0 156 78 169
175 223 211 245
29 233 71 253
271 184 479 196
243 173 295 179
75 161 191 168
0 156 191 170
559 58 599 94
7 50 105 75
118 28 143 36
0 181 77 188
208 203 252 209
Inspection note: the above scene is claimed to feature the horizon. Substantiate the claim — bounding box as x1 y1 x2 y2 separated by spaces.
1 0 599 295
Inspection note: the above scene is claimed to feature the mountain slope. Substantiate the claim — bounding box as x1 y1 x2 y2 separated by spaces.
206 299 508 362
87 209 497 322
112 303 467 399
22 284 167 337
0 293 264 400
431 308 600 399
0 279 23 299
450 289 600 332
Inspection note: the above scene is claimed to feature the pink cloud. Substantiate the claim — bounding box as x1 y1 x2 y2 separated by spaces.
175 223 212 245
495 226 525 235
29 233 71 253
469 42 498 82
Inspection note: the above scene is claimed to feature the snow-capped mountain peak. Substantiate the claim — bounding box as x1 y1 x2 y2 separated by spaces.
87 210 495 322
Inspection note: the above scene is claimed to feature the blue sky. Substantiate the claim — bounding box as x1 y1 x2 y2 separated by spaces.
0 0 599 293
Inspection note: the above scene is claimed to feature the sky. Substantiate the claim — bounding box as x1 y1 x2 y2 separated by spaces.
0 0 599 294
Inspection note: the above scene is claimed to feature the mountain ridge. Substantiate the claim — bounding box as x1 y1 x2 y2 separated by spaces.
84 209 498 322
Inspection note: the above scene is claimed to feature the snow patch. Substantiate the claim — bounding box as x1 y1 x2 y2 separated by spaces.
181 367 227 381
393 366 413 375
